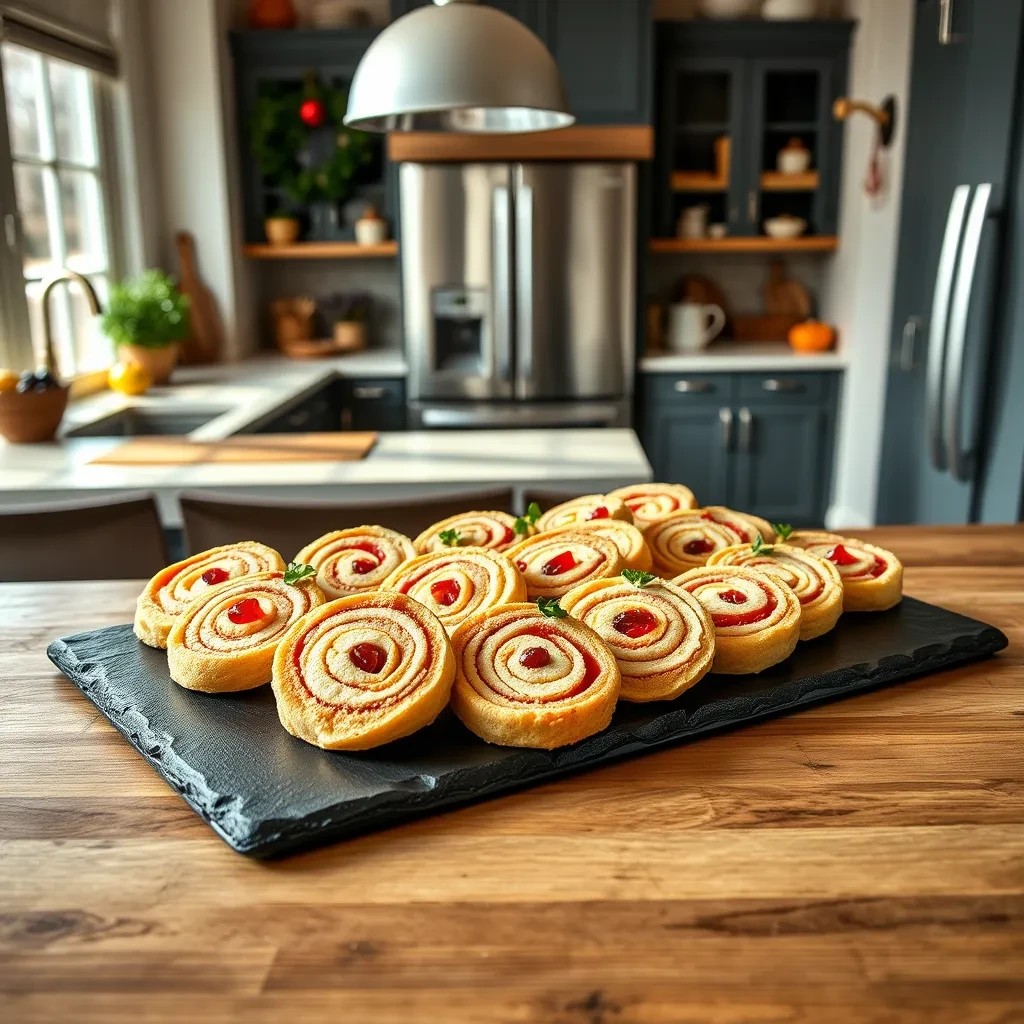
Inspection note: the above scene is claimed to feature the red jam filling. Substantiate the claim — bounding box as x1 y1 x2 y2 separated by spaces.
684 538 714 556
227 597 263 624
702 511 749 541
826 543 859 566
350 558 377 575
523 625 601 694
826 544 887 579
430 578 461 607
587 505 611 520
541 550 578 576
711 587 777 628
612 608 658 638
349 642 386 674
500 526 515 545
347 542 383 574
519 646 551 669
515 559 528 572
201 567 229 586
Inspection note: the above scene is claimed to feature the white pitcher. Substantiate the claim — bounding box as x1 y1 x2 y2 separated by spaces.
667 302 726 353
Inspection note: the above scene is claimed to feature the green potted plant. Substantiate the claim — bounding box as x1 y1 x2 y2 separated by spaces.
100 270 190 385
264 207 301 246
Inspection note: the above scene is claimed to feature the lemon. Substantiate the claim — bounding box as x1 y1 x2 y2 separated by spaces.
108 360 153 396
0 369 19 393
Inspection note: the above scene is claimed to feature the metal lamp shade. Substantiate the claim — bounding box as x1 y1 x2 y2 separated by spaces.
344 2 574 133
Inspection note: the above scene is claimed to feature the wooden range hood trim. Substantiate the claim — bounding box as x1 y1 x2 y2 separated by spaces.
387 125 654 162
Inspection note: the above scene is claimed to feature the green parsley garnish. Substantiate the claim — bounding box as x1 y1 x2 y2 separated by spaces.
774 523 794 541
514 501 543 535
284 561 317 586
438 528 462 547
537 597 567 619
622 569 657 588
751 535 774 556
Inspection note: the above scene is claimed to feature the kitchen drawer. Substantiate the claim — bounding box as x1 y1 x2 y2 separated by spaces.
645 373 731 405
736 372 835 402
341 377 407 432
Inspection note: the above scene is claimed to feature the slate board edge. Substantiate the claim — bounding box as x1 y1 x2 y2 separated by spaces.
46 614 1008 859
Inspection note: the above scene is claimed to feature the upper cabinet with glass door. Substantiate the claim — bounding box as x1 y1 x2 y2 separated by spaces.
653 20 854 247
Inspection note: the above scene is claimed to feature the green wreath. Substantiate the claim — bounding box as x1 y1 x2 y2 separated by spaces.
250 75 374 207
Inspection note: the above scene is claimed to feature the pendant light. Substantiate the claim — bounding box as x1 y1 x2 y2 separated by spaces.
344 0 574 133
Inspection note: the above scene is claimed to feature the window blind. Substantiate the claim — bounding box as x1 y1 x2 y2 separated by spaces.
0 0 117 77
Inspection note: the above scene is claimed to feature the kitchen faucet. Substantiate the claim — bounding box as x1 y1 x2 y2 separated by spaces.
39 269 103 373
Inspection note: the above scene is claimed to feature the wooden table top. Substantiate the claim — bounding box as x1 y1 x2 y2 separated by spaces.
2 525 1022 1023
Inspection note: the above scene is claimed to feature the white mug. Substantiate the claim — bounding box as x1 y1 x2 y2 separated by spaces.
668 302 726 353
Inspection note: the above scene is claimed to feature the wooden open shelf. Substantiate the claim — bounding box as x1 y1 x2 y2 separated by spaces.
671 171 728 192
243 241 398 259
760 171 820 191
650 236 838 254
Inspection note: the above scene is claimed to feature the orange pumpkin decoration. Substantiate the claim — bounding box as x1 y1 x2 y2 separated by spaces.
788 320 836 353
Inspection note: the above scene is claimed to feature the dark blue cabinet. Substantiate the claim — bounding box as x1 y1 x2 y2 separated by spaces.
639 370 840 526
654 21 853 239
390 0 651 124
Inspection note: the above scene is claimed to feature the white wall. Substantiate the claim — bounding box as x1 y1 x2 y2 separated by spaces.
820 0 913 527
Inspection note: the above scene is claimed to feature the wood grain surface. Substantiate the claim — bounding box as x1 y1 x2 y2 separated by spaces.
2 526 1022 1023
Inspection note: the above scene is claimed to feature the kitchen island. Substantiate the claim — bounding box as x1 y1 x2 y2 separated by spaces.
1 525 1021 1021
0 427 651 527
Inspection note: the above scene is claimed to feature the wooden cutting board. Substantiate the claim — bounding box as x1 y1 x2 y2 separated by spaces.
89 432 378 466
176 231 224 365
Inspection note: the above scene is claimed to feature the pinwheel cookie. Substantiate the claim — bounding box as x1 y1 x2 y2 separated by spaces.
135 541 285 649
295 526 415 600
546 518 653 572
701 506 775 544
644 511 744 576
167 568 325 693
788 532 903 611
708 543 843 640
561 575 714 702
506 530 624 600
534 493 633 531
606 482 698 531
674 565 801 674
450 602 621 748
381 547 526 634
414 510 522 554
272 592 455 750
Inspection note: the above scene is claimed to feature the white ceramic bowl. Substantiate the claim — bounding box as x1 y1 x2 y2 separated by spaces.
763 216 808 239
777 148 811 175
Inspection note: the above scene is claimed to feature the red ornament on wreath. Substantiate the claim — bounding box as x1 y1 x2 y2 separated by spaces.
299 98 326 128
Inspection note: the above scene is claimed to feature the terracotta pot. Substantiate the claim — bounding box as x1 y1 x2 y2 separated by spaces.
264 216 301 246
0 385 69 443
332 320 367 352
248 0 297 29
117 344 179 385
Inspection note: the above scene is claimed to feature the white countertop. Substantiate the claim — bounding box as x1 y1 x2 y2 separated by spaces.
0 429 652 527
639 343 847 373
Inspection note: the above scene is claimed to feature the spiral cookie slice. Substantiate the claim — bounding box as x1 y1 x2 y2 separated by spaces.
546 519 653 572
272 592 455 750
674 565 801 674
707 543 843 640
506 531 624 600
135 541 285 649
788 532 903 611
701 506 775 544
167 570 325 692
645 511 744 576
451 603 621 748
295 526 415 600
380 547 526 634
534 494 633 531
606 482 698 531
561 577 714 702
414 510 521 554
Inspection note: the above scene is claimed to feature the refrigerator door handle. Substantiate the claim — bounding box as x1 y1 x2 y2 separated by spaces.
925 184 971 473
943 183 995 484
514 179 534 384
491 183 512 384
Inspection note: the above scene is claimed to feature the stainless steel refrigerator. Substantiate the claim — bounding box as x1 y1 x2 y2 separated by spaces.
399 162 636 429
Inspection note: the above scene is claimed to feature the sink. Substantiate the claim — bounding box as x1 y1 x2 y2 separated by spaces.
65 406 231 438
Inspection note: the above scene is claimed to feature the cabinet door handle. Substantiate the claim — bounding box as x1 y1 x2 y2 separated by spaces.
899 316 921 371
761 378 805 393
738 406 753 453
353 385 386 400
938 0 955 44
286 409 311 428
719 407 734 451
340 407 353 431
674 379 712 394
747 190 759 225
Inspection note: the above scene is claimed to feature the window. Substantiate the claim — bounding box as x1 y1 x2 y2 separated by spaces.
1 42 117 376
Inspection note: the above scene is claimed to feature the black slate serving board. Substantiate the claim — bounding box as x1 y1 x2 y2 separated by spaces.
48 596 1007 858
